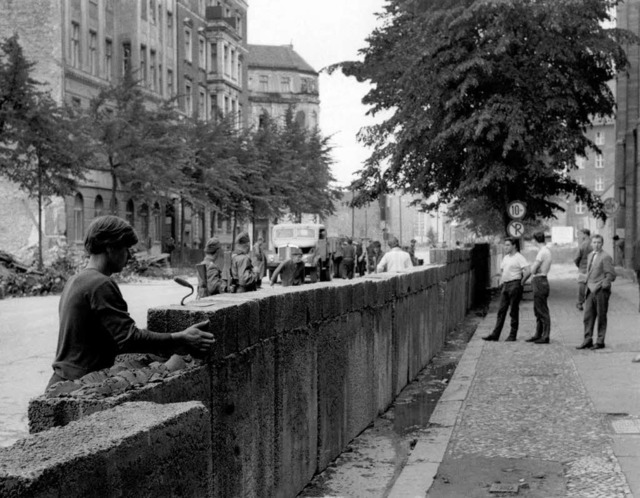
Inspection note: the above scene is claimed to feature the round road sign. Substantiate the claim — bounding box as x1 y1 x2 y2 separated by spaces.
507 201 526 220
507 220 525 238
602 198 619 216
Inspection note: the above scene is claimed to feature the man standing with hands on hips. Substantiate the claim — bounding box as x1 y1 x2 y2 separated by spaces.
483 237 530 342
576 234 616 350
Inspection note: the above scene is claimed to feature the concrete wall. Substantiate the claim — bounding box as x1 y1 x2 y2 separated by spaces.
4 245 490 498
0 401 211 498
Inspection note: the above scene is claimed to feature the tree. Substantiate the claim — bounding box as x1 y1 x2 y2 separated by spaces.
331 0 635 233
0 34 40 171
0 35 89 268
84 74 188 210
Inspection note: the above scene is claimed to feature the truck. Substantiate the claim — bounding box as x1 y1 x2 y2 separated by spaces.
266 223 334 283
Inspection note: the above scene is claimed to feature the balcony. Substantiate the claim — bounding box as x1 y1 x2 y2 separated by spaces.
205 6 240 40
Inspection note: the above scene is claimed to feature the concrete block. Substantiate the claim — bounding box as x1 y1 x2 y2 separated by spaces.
210 341 277 498
317 318 349 470
392 299 410 397
352 281 365 310
371 308 394 413
275 328 318 497
208 305 239 357
364 280 378 308
2 401 211 498
147 307 167 332
322 286 339 320
28 364 211 433
236 300 260 349
344 312 375 439
259 295 277 340
337 284 353 315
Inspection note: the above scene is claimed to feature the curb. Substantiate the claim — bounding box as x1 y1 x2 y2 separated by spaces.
387 321 489 497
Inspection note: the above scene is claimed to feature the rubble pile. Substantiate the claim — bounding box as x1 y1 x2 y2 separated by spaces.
45 354 199 400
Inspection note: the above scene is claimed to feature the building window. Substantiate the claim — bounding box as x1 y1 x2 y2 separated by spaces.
73 193 84 242
259 75 268 91
595 176 604 191
167 69 174 96
199 87 206 119
122 42 131 75
94 195 104 217
223 44 229 75
158 63 163 96
237 58 242 86
105 39 113 80
236 14 242 37
150 50 157 90
70 22 80 68
167 12 174 46
216 212 223 231
141 0 147 19
199 36 206 69
595 154 604 169
224 95 229 116
577 176 584 185
140 45 147 85
88 31 97 75
209 93 218 117
184 27 192 62
595 131 604 146
281 76 291 92
126 199 135 226
71 97 82 108
185 80 192 115
575 201 586 215
576 156 585 169
230 48 236 79
209 43 217 72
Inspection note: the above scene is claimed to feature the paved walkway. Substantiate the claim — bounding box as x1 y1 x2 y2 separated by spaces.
391 264 640 498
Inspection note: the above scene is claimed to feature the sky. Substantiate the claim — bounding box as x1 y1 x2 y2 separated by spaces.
247 0 388 186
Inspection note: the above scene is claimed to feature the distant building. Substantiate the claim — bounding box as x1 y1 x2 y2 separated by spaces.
247 44 319 130
0 0 250 261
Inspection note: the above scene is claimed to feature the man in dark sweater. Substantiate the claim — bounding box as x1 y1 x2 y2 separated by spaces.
48 216 214 388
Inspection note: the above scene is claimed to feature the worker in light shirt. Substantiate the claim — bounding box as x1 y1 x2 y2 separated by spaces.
523 231 552 344
483 237 531 342
376 236 412 273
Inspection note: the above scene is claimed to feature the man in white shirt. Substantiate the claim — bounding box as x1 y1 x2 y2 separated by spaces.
524 231 552 344
483 237 531 342
376 236 412 273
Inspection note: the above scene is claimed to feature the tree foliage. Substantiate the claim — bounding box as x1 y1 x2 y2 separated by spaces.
331 0 635 232
84 74 188 207
0 35 89 268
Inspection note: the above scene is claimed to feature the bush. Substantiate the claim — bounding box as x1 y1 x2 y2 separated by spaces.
0 243 87 299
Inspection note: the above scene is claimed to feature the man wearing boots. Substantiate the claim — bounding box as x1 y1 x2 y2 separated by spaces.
524 231 552 344
483 237 530 342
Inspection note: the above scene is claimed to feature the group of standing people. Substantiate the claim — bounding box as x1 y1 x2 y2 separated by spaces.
483 229 616 350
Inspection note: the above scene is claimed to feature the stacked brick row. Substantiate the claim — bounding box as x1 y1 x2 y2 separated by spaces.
2 245 490 498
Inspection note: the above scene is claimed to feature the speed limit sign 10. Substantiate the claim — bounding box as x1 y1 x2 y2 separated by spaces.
507 201 526 220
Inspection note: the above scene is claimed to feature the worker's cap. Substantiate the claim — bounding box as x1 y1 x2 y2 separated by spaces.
204 237 221 254
290 246 302 255
235 231 250 244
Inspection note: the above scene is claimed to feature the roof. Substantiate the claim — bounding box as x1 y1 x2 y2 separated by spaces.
247 44 318 74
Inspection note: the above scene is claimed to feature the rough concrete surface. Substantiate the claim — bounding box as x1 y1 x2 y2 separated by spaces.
0 401 211 498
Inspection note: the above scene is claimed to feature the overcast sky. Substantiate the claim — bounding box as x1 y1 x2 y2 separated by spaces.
248 0 387 186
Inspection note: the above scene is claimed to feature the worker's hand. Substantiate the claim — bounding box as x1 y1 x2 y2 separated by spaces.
175 321 215 353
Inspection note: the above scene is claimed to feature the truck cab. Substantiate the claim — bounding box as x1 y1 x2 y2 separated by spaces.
266 223 333 282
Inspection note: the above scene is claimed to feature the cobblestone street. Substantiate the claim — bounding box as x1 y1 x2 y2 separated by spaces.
427 264 640 497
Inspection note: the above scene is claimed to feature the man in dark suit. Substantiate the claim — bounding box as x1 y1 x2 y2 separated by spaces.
574 228 591 310
577 234 616 350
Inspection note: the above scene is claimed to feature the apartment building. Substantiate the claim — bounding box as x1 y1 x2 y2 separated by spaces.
247 44 319 130
0 0 250 259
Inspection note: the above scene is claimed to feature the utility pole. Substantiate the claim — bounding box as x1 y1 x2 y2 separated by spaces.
398 194 403 245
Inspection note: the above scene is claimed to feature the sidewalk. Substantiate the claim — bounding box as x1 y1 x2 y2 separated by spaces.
391 264 640 498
